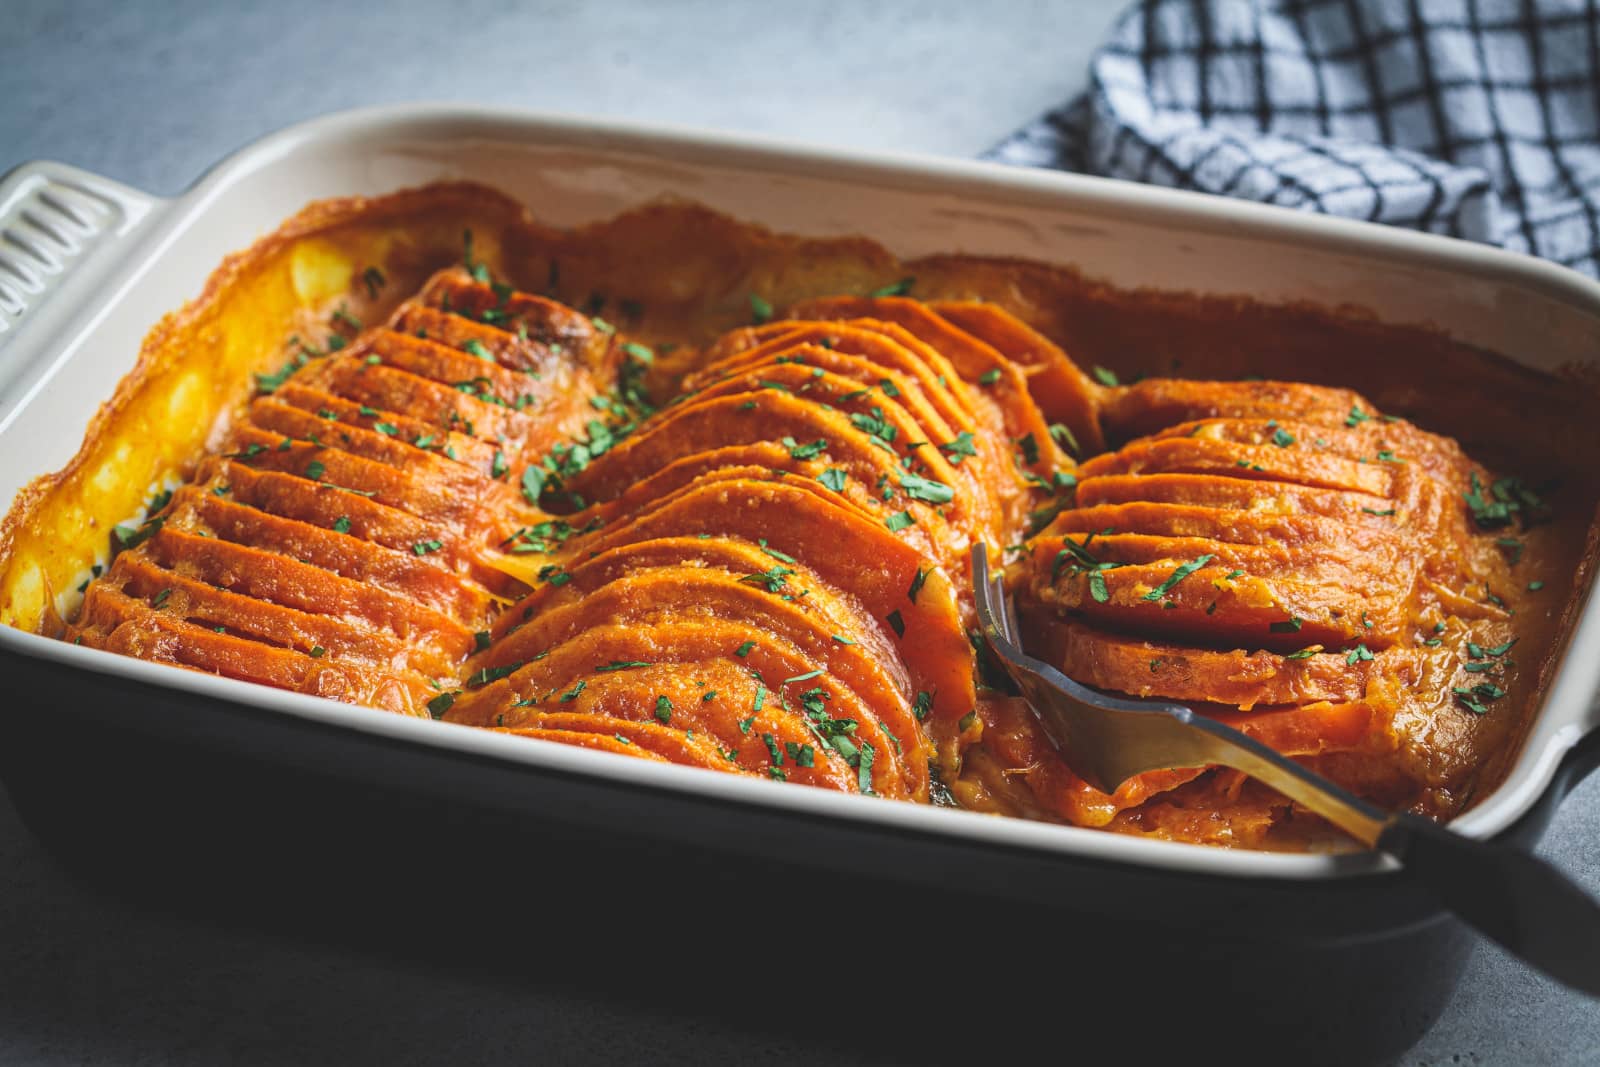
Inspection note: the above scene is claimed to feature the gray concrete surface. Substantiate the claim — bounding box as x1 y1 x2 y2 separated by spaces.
3 1 1598 1063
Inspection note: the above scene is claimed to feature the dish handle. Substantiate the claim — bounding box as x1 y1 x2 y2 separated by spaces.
1504 720 1600 847
0 161 163 396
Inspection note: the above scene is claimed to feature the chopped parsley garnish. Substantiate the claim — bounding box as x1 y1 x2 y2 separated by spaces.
784 669 824 685
786 741 817 767
1271 428 1296 448
1092 366 1119 387
758 539 796 564
621 341 654 363
427 692 457 718
331 305 362 332
913 691 933 721
831 634 856 645
412 539 443 555
856 742 876 795
373 422 398 436
749 293 774 324
151 588 173 609
1465 471 1547 530
868 277 914 298
474 630 492 652
739 715 756 735
1284 648 1318 660
908 567 928 602
977 369 1002 386
1362 507 1397 517
885 511 915 532
1048 422 1080 457
491 450 509 479
463 339 492 360
782 436 829 460
739 565 793 593
1269 617 1303 633
886 610 906 638
304 460 326 481
850 409 898 444
1141 554 1214 601
1016 432 1040 465
1345 406 1370 427
332 516 352 534
254 351 309 394
939 431 978 464
735 640 756 658
595 660 652 672
763 733 785 766
1453 680 1507 715
558 680 587 702
900 473 954 504
1529 580 1545 591
466 662 520 687
1346 644 1374 666
362 266 386 299
1376 449 1404 463
462 228 489 283
818 468 848 492
654 696 673 724
520 465 544 505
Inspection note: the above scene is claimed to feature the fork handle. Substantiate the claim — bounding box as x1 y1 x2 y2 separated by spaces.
1379 813 1600 995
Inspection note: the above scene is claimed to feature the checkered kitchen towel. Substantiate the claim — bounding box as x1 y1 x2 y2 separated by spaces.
986 0 1600 276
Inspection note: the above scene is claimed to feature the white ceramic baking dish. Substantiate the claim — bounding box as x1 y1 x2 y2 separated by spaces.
2 103 1598 895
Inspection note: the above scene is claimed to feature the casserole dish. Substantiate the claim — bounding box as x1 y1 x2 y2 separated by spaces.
3 105 1599 1060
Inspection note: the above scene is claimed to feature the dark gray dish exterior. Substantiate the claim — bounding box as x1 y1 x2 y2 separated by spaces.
5 638 1596 1062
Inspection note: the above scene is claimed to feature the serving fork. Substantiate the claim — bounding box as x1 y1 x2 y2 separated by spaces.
970 543 1600 995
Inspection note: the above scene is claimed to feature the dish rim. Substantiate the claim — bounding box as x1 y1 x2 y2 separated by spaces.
3 101 1599 882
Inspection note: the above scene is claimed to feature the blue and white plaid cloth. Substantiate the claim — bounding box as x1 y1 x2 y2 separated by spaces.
987 0 1600 277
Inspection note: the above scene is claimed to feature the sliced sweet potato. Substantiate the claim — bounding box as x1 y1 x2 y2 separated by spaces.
1099 378 1372 444
450 620 910 796
559 393 963 570
142 526 474 659
930 299 1106 455
787 298 1063 477
271 383 496 475
1052 622 1423 710
74 584 429 715
529 477 976 734
491 714 735 772
1078 436 1395 497
104 550 455 678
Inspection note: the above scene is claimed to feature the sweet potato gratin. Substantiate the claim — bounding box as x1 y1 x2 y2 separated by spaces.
3 183 1596 849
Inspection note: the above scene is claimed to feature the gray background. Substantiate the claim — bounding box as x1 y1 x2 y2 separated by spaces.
3 0 1598 1063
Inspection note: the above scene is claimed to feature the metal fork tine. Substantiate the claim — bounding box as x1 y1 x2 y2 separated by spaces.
1000 575 1023 646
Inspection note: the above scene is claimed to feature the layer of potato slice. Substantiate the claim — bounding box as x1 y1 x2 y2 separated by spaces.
449 619 908 796
76 582 431 715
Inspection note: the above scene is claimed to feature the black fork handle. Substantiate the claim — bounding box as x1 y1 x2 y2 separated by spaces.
1380 811 1600 995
